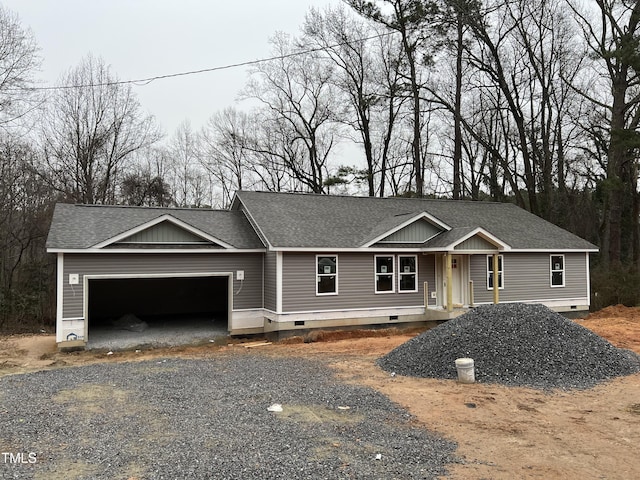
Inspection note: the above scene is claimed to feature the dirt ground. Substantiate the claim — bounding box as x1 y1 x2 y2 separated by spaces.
1 306 640 479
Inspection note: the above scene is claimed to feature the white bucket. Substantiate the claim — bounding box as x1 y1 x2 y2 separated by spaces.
455 358 475 384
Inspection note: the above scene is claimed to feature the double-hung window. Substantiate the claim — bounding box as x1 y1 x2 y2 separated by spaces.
550 255 565 287
487 255 504 289
398 255 418 292
316 255 338 295
375 255 395 293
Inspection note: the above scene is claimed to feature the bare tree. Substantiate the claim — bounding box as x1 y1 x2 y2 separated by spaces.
242 32 341 193
347 0 442 197
167 120 204 207
199 108 254 207
0 136 55 328
568 0 640 266
0 5 41 130
303 5 380 195
41 55 161 204
370 29 411 196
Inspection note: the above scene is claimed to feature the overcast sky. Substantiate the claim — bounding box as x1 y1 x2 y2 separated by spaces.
3 0 343 135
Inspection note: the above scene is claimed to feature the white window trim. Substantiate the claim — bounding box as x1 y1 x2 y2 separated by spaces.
374 254 395 294
398 255 418 293
550 254 565 288
486 254 504 290
316 255 338 296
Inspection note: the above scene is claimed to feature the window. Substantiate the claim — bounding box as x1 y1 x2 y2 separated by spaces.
375 255 395 293
550 255 565 287
316 255 337 295
398 255 418 292
487 255 504 290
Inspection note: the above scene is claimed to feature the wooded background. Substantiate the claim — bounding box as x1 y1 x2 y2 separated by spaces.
1 0 639 332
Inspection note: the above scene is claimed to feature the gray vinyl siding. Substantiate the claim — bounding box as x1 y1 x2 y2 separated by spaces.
380 220 441 243
281 252 435 312
264 251 277 311
62 253 263 318
119 221 208 243
469 252 588 303
422 254 437 306
455 235 496 250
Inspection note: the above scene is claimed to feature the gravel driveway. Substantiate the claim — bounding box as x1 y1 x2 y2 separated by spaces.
0 353 456 479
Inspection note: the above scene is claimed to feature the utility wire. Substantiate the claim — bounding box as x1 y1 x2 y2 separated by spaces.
16 31 397 92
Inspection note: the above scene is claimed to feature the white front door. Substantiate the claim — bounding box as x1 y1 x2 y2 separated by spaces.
438 254 467 308
451 255 464 306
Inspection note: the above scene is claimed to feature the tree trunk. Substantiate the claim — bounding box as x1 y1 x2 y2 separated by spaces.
452 9 463 200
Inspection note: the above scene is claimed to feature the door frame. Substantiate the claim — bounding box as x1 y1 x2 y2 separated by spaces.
83 272 233 342
437 254 468 307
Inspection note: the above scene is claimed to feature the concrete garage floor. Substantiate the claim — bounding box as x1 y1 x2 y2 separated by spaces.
87 316 229 350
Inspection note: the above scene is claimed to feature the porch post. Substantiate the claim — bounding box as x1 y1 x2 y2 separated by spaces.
492 253 499 304
446 253 453 312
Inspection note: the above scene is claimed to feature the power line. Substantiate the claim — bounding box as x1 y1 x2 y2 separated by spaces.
17 31 397 92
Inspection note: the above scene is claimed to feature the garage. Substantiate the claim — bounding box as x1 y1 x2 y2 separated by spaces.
86 274 231 348
48 204 267 348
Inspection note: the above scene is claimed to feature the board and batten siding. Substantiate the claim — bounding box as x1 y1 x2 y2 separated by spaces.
263 251 277 311
281 252 435 313
455 235 496 251
62 253 263 318
469 252 588 304
380 219 441 242
119 221 208 243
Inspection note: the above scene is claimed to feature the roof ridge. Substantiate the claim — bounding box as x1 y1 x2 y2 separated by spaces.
68 203 229 213
239 190 509 205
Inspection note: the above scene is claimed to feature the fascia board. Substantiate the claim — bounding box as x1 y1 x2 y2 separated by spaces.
90 214 234 249
267 247 428 253
503 248 599 253
47 248 266 254
419 247 599 254
361 212 451 247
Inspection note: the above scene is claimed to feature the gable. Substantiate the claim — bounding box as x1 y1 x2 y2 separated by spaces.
91 214 236 250
454 234 498 251
116 220 212 244
379 218 442 243
46 203 267 251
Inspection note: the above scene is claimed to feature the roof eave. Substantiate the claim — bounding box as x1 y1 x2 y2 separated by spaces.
47 247 266 254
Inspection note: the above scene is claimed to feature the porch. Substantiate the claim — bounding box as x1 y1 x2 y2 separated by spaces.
427 251 502 312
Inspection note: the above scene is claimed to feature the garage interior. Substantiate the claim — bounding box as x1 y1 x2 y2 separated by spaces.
87 275 229 349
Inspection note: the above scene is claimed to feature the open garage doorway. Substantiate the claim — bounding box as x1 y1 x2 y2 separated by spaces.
86 274 230 349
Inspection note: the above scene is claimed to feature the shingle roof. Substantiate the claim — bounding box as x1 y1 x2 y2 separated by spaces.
422 227 478 248
46 203 265 250
235 191 598 251
47 192 599 252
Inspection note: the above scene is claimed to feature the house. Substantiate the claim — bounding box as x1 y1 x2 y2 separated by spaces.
46 190 598 349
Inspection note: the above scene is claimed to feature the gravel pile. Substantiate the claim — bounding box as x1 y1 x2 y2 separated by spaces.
379 303 640 390
0 355 456 479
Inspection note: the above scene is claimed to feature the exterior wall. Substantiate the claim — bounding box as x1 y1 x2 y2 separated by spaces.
263 251 277 311
281 252 435 313
423 254 436 306
62 253 264 320
470 252 589 304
